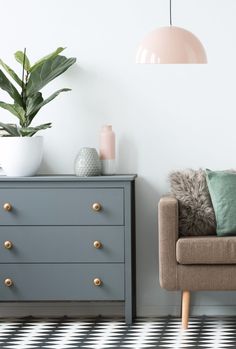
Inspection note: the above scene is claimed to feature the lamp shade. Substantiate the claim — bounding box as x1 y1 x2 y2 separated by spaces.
136 26 207 64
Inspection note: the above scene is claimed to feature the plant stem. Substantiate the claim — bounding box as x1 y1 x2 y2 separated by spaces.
21 48 26 94
21 48 27 127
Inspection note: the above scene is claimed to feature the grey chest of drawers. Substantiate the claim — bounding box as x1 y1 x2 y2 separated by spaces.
0 175 136 324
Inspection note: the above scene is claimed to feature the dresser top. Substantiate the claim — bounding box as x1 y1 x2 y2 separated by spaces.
0 174 137 182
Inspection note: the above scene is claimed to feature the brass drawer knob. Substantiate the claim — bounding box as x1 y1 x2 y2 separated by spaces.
92 203 102 212
93 278 102 286
4 240 13 249
3 203 12 212
93 241 102 249
4 278 13 287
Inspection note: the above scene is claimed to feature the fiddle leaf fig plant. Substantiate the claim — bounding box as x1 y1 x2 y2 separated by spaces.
0 47 76 136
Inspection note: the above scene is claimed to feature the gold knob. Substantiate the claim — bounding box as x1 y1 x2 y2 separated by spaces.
4 278 13 287
92 203 102 212
93 241 102 249
4 241 13 249
93 278 102 286
3 203 12 212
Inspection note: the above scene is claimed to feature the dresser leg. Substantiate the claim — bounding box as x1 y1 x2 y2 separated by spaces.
125 288 136 325
125 300 134 325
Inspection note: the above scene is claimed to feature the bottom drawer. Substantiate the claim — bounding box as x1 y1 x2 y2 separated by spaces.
0 264 124 301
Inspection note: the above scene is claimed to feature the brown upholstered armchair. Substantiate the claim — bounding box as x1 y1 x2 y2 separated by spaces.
158 195 236 329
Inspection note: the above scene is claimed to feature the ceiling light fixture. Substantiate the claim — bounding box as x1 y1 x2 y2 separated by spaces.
136 0 207 64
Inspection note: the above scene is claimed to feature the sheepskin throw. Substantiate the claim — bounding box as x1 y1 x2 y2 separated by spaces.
169 169 216 236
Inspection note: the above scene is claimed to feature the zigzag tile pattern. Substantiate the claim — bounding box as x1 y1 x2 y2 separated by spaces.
0 317 235 348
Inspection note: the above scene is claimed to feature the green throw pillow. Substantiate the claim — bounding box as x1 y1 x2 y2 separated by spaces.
206 169 236 236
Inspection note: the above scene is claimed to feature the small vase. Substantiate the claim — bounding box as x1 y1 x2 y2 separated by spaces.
99 125 116 175
74 147 101 177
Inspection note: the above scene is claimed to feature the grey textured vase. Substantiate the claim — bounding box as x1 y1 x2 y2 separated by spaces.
74 147 101 177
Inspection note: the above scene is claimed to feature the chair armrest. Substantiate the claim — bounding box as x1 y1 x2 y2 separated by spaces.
158 195 178 290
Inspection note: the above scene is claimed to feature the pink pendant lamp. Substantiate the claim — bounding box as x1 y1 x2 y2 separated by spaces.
136 0 207 64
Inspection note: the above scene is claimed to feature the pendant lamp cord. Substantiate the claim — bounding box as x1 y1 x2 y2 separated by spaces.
170 0 172 26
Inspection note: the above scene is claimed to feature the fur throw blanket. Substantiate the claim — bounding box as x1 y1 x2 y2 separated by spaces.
169 169 216 236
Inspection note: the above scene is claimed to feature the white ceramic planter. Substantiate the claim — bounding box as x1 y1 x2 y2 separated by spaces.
0 136 43 177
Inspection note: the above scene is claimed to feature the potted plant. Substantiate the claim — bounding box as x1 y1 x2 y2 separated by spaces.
0 47 76 176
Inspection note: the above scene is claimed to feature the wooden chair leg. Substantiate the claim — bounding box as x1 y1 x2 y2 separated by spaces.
182 291 190 330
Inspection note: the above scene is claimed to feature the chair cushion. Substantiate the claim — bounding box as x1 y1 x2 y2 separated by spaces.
206 170 236 236
176 236 236 264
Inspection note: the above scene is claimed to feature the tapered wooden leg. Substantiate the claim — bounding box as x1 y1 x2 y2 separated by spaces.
182 291 190 330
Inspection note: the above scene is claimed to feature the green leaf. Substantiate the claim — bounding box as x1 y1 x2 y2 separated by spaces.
29 47 66 72
0 102 25 124
33 122 52 131
14 51 31 71
0 70 23 106
26 55 76 96
0 122 20 136
39 88 71 108
0 59 22 87
25 92 43 124
19 122 52 137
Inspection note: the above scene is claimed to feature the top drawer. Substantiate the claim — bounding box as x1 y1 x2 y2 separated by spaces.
0 188 124 226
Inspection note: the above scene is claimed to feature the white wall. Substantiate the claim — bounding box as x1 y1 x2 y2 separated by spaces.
1 0 236 317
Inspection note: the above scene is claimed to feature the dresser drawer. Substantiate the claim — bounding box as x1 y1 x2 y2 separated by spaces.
0 264 124 301
0 188 124 225
0 226 124 263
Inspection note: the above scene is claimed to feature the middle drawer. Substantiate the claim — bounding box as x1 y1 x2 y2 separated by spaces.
0 226 124 263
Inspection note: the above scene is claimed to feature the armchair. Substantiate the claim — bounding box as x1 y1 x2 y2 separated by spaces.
158 195 236 329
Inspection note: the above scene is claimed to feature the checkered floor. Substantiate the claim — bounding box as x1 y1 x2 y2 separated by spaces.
0 316 235 348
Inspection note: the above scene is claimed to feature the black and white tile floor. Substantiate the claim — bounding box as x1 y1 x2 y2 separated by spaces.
0 316 235 348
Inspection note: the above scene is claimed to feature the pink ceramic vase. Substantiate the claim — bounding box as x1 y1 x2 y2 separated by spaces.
99 125 116 175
